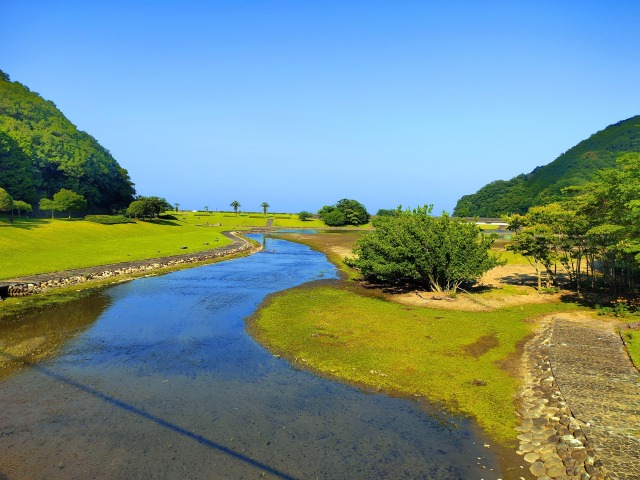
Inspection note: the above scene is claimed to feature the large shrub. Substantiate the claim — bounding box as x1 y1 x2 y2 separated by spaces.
347 206 502 293
318 199 369 226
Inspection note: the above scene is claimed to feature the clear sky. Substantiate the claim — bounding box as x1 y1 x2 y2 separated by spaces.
2 1 639 214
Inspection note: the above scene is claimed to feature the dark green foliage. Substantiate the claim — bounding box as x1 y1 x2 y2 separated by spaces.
85 215 135 224
454 116 640 216
321 208 347 226
127 196 172 220
507 152 640 294
347 206 502 292
318 199 370 226
0 131 35 202
298 211 313 221
0 69 135 211
375 208 399 217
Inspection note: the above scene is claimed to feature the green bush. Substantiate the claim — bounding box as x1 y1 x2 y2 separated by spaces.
85 215 136 225
347 206 502 293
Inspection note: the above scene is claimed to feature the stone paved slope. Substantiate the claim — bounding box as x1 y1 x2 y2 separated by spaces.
551 318 640 479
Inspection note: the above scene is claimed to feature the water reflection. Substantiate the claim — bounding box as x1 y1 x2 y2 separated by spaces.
0 236 506 479
0 294 109 381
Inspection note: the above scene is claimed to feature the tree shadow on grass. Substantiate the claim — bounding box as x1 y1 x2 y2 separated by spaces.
0 218 49 230
145 219 182 227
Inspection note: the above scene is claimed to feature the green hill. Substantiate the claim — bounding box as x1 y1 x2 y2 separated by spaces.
454 116 640 217
0 69 135 211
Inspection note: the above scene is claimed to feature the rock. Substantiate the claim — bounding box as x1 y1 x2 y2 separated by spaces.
571 449 588 462
520 443 535 453
546 464 566 477
529 461 547 476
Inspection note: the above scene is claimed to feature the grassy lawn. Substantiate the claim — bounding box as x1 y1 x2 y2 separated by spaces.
250 286 581 446
622 329 640 370
0 216 237 279
0 211 370 279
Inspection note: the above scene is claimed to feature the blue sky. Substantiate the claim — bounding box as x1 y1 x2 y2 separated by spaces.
2 1 639 213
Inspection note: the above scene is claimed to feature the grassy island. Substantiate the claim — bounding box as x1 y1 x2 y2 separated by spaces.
249 232 589 446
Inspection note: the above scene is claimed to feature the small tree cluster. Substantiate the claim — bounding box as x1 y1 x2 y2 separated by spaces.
127 196 172 220
347 206 502 293
38 188 87 219
0 187 33 222
298 211 313 221
318 199 370 226
507 152 640 295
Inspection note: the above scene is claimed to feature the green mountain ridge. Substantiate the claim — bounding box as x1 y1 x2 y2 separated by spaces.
453 115 640 217
0 69 135 211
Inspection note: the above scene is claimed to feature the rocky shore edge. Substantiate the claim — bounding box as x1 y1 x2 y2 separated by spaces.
516 318 609 480
0 231 257 299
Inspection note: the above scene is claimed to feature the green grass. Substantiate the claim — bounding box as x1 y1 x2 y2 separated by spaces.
175 211 268 228
622 329 640 370
0 211 371 279
271 216 326 228
0 217 235 279
250 286 582 446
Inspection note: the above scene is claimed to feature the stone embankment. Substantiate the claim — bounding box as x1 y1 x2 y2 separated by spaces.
517 315 640 480
0 231 255 299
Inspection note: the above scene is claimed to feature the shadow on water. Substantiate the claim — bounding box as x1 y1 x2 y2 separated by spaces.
0 351 299 480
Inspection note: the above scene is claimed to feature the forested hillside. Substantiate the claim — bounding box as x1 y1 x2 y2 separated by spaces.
454 116 640 217
0 69 135 211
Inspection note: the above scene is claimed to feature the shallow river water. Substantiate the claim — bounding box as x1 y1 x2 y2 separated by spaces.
0 235 510 479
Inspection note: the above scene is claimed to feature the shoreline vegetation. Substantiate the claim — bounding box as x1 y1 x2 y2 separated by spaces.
2 216 635 451
247 231 597 446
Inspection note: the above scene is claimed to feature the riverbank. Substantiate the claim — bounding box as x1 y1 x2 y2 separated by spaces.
251 232 640 479
0 231 260 320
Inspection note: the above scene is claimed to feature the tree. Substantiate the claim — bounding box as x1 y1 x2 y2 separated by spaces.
230 200 241 216
298 211 313 221
506 215 557 290
0 131 35 203
127 199 149 220
204 205 209 214
261 202 270 218
13 200 32 218
39 197 60 219
0 73 135 211
53 188 87 218
0 187 13 222
318 199 370 226
174 203 180 212
321 208 346 226
376 208 399 217
126 196 171 220
347 206 502 293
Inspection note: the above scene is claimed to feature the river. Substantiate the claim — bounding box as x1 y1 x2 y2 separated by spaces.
0 235 507 479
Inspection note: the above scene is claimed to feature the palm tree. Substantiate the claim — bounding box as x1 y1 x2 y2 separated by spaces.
230 200 241 216
261 202 270 218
